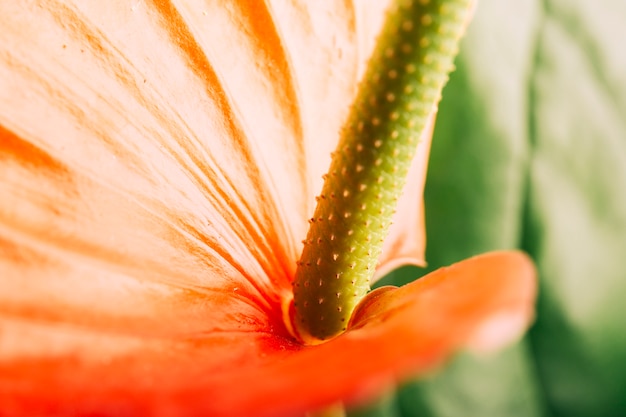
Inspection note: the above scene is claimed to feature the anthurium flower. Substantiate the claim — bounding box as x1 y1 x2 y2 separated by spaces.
0 1 535 416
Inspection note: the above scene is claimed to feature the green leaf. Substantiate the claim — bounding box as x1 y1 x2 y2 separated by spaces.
525 0 626 415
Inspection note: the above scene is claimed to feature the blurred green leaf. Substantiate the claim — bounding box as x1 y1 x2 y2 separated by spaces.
525 0 626 415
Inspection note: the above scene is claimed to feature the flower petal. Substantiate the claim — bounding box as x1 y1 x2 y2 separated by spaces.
1 0 297 314
0 251 535 416
353 251 536 352
0 0 409 300
0 1 392 327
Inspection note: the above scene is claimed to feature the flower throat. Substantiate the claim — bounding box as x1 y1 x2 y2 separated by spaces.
291 0 474 344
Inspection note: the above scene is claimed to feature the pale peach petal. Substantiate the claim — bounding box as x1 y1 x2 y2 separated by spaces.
1 1 293 305
0 1 385 328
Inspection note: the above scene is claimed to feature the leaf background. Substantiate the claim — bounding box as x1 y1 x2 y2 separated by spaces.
364 0 626 416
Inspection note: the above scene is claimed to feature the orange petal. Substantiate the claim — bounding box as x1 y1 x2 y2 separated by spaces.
0 251 535 416
352 251 537 353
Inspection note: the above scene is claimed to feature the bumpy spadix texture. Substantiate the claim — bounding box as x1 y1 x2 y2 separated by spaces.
293 0 474 342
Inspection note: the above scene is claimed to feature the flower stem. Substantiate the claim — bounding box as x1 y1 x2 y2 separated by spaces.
292 0 474 344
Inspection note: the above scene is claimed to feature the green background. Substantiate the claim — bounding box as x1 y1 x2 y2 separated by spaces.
354 0 626 416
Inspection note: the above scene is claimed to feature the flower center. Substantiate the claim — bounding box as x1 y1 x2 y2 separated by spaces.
290 0 474 345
